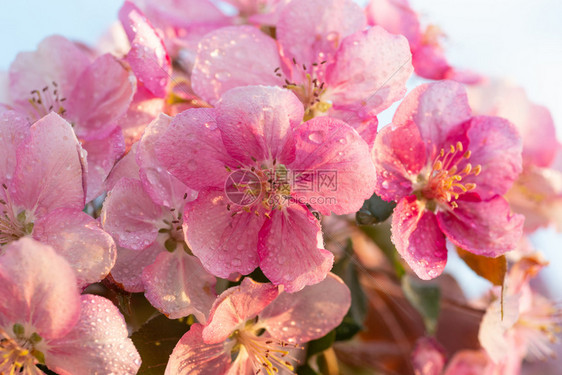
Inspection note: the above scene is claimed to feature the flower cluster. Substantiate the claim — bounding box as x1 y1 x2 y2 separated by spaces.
0 0 560 374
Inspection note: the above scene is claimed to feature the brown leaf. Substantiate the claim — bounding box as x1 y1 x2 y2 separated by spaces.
456 247 506 286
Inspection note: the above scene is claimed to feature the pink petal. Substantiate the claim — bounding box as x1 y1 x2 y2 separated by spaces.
156 108 235 191
397 81 471 160
46 295 141 375
391 196 447 280
411 337 446 375
477 295 520 363
142 250 216 322
32 208 117 287
258 204 333 293
82 128 125 202
120 1 171 98
260 273 350 342
325 26 412 117
461 116 522 200
9 35 90 111
443 350 493 375
65 54 135 141
203 278 279 344
0 238 80 339
372 120 425 202
437 195 524 257
192 26 284 104
117 85 165 148
277 0 366 66
165 324 231 375
0 111 29 189
366 0 421 47
216 86 303 166
101 178 163 250
111 242 162 292
290 116 376 215
184 189 262 278
138 113 196 208
104 142 141 193
11 112 86 217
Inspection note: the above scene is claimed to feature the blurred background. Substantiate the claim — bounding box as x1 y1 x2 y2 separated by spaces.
1 0 561 298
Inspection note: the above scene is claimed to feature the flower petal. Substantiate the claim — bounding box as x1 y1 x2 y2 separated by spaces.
461 115 523 200
101 178 163 250
216 86 303 166
143 250 216 322
372 120 425 202
82 128 125 202
290 116 376 215
326 26 412 117
120 1 171 98
258 204 333 292
437 194 524 257
203 278 279 344
366 0 421 47
9 35 90 111
192 26 283 104
33 209 116 287
138 113 197 208
0 110 28 190
0 238 80 339
11 112 86 217
477 294 519 363
396 81 471 160
391 196 447 280
165 324 231 375
111 243 162 292
65 54 135 141
46 295 141 375
184 189 263 278
277 0 366 66
260 273 350 342
156 108 235 191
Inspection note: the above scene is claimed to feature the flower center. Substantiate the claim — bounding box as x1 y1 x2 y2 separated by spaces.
225 161 293 216
518 301 562 360
232 322 301 375
0 185 34 247
419 142 481 209
0 324 45 375
277 59 331 121
158 205 190 254
27 81 67 122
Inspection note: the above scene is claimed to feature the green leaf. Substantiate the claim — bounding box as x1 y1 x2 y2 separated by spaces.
334 314 362 341
356 192 396 225
296 364 319 375
131 314 191 375
307 330 336 358
401 275 441 335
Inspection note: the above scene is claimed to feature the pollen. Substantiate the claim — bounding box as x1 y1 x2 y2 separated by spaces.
421 142 481 209
27 81 67 122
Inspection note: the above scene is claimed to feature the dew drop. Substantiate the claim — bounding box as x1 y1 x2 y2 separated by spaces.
214 71 231 82
308 131 323 144
381 181 389 189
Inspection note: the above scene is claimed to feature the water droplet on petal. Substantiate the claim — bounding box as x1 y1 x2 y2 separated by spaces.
308 131 323 144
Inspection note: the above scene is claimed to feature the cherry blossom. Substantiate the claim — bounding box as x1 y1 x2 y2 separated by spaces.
165 273 350 374
373 80 524 279
156 85 376 292
0 238 140 374
0 111 115 286
366 0 480 83
4 35 135 201
191 0 413 146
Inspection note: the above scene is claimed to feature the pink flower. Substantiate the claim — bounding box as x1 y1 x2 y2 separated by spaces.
101 114 216 321
191 0 413 146
0 238 140 374
468 79 562 233
165 273 350 374
366 0 481 83
373 81 524 279
156 85 376 292
479 255 562 368
0 111 116 287
4 35 135 201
